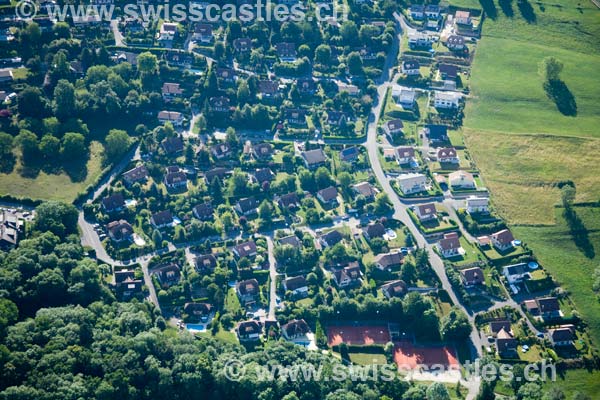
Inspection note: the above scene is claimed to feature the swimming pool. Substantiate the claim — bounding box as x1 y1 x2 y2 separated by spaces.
186 324 206 332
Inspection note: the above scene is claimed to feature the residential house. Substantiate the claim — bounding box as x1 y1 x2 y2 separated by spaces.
536 297 561 319
352 181 377 200
415 203 437 222
233 37 252 52
160 136 184 156
446 35 466 51
491 229 515 251
402 60 421 76
236 278 259 305
358 47 377 61
258 80 280 98
285 108 307 125
395 146 416 165
253 168 274 185
437 232 462 258
161 82 183 101
301 148 327 169
337 82 360 96
114 270 142 298
251 142 274 159
237 320 262 341
296 78 316 94
164 166 188 190
204 167 229 183
409 4 425 19
438 63 458 80
461 267 485 287
123 165 149 186
434 91 461 109
332 262 362 288
363 222 386 240
152 263 181 286
393 87 417 109
496 328 517 358
158 22 177 42
381 280 408 298
283 276 309 297
489 320 512 336
114 51 139 66
408 32 433 48
436 147 459 164
195 254 217 271
0 211 19 249
211 143 232 159
384 119 404 136
449 170 475 189
209 96 231 112
319 229 343 248
502 263 529 284
277 193 301 209
549 326 575 347
276 42 297 62
317 186 338 206
279 234 303 248
425 4 441 19
340 146 360 163
397 173 428 195
425 124 448 143
216 67 236 84
193 23 213 43
281 319 311 340
0 69 12 85
466 196 489 214
235 197 259 216
455 10 472 25
158 111 184 127
374 252 404 271
326 110 348 127
233 240 258 259
150 210 174 229
183 302 213 322
107 220 133 242
101 193 125 213
164 51 193 68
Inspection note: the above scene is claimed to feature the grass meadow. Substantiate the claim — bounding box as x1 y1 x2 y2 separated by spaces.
0 141 105 203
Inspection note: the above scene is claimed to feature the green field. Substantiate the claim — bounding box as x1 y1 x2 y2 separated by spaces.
0 141 105 203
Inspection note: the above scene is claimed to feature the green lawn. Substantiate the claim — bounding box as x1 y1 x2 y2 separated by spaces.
224 287 242 315
0 141 105 203
348 351 388 365
513 207 600 347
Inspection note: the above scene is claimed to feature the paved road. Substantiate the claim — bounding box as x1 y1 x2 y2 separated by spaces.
111 20 125 47
265 236 278 319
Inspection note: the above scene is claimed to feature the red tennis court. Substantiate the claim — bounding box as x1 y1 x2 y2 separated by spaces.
393 341 459 369
327 325 391 346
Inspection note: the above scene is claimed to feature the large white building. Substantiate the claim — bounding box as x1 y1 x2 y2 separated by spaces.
397 173 428 195
466 196 489 214
434 91 461 109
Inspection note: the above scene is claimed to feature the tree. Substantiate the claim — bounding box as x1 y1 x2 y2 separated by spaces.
314 167 332 189
152 229 163 247
18 86 47 118
39 134 60 161
542 388 566 400
400 262 417 285
0 298 18 336
426 382 450 400
517 383 543 400
15 130 39 163
237 80 250 105
61 132 86 160
440 308 471 340
315 44 331 65
346 52 363 75
137 52 158 76
539 57 563 82
229 169 250 196
337 172 352 192
340 21 359 44
0 131 13 154
104 129 131 162
258 200 273 223
374 193 393 215
53 80 76 120
34 201 79 236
